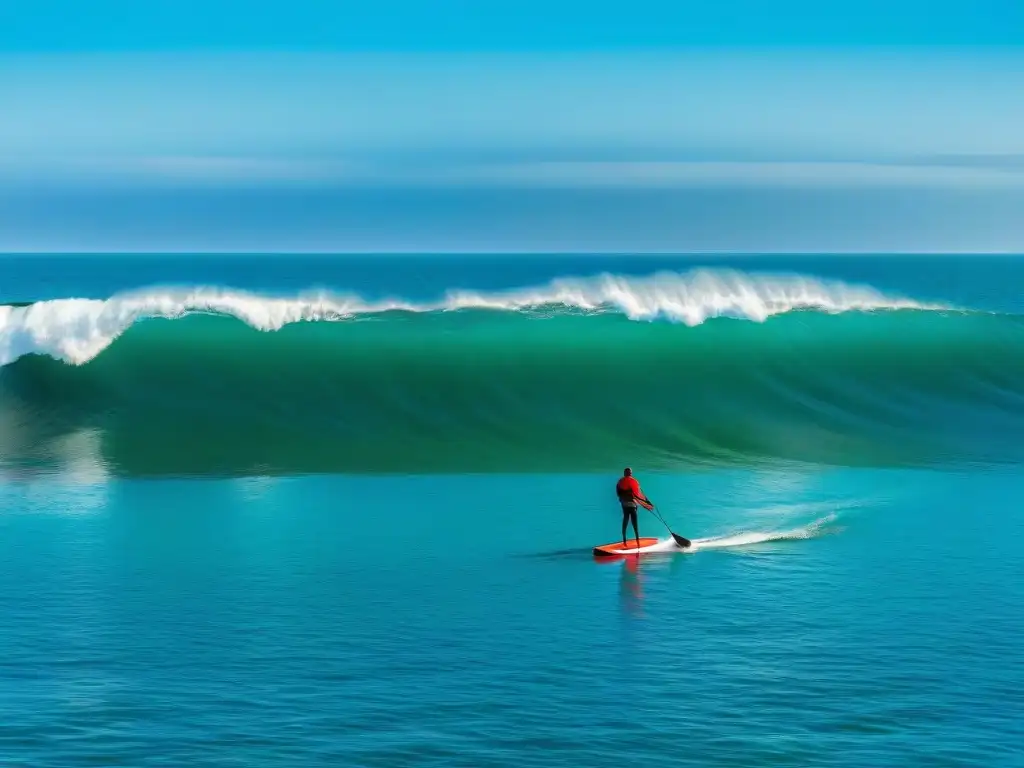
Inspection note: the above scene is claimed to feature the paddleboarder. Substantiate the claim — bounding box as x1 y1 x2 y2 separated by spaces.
616 467 652 547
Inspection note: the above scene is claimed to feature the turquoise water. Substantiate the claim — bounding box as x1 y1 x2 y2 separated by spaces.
2 255 1024 766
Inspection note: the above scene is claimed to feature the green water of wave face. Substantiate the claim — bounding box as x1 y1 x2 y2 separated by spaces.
3 308 1024 477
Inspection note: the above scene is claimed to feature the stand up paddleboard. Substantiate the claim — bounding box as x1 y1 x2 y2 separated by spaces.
593 537 688 558
595 498 692 557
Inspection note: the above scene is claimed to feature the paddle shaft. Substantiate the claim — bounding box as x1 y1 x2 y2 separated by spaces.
645 502 692 548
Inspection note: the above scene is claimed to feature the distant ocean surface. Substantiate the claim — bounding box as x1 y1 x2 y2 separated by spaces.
2 253 1023 767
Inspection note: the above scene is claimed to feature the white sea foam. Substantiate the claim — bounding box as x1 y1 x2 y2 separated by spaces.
688 513 838 551
600 513 838 556
0 270 938 366
448 269 933 323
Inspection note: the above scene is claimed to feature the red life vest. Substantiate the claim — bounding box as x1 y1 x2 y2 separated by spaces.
616 476 640 502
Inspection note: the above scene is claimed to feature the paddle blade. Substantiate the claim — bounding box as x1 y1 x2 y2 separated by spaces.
672 533 692 548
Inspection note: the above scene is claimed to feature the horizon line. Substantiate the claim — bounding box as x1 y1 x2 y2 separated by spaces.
2 249 1023 257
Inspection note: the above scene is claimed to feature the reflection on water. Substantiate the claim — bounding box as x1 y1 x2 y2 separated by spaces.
615 548 696 620
619 555 644 616
0 427 110 515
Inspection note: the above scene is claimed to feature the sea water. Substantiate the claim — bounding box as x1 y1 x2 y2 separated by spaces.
1 254 1023 766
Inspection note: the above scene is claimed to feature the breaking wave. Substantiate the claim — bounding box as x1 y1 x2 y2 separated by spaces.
0 269 937 366
3 269 1022 478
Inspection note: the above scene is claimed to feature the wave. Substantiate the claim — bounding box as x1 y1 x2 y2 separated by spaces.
2 269 1023 478
0 269 937 366
538 514 840 559
689 513 839 550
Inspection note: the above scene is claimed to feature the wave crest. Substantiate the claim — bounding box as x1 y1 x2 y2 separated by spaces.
0 269 940 366
448 269 934 322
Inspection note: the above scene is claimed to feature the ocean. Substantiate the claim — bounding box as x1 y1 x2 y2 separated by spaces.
1 253 1023 766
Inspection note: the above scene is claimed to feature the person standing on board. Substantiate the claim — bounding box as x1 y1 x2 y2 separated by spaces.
616 467 652 547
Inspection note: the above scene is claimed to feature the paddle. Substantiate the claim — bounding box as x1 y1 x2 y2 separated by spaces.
643 500 692 548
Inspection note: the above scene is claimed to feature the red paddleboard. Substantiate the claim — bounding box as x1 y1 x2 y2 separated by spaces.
593 537 662 558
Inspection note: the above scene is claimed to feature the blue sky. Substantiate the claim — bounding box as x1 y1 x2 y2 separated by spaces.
2 1 1023 252
3 0 1022 50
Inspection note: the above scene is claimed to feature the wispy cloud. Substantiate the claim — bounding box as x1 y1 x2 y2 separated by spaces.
416 159 1024 189
6 156 1024 190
